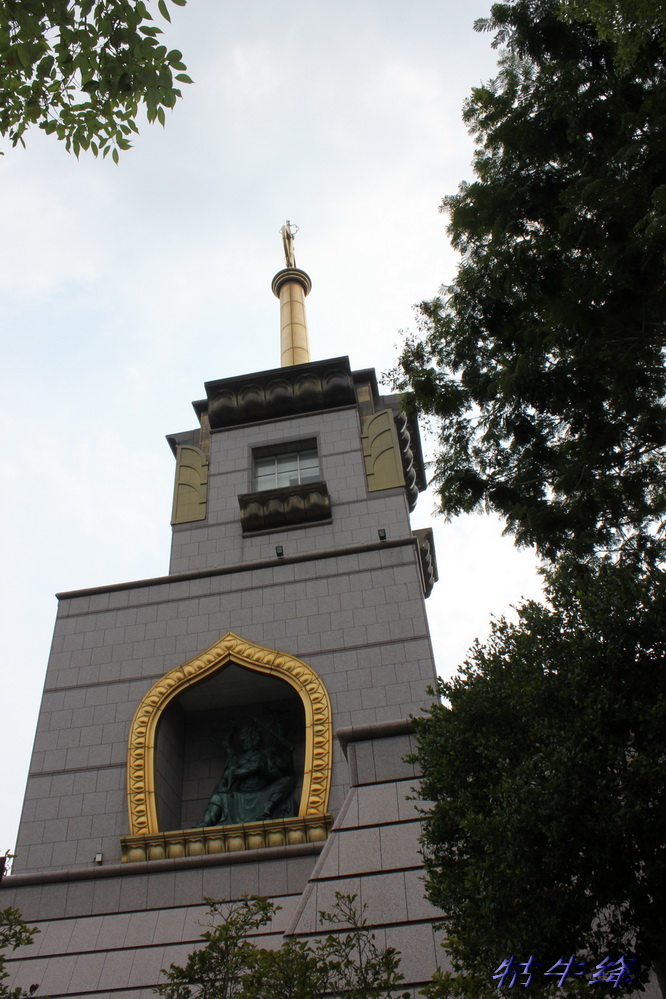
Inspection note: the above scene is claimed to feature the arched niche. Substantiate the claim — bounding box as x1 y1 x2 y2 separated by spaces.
124 633 332 856
155 664 306 831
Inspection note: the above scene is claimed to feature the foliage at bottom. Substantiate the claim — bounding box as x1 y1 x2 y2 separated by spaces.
153 892 409 999
0 906 45 999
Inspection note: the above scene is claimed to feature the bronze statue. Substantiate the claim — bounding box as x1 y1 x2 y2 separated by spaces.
280 220 298 268
200 720 297 827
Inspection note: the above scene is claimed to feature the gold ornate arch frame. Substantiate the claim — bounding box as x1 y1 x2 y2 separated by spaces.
121 633 332 862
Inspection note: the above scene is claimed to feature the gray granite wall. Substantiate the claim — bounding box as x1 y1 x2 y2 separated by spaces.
287 726 444 992
169 405 413 575
1 847 321 999
13 539 435 875
3 726 447 999
5 372 442 999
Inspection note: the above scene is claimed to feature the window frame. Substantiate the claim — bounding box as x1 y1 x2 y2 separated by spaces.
251 438 321 492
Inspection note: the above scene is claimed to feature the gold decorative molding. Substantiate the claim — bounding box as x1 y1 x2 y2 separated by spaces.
126 632 332 837
171 444 208 524
121 814 331 863
361 409 405 492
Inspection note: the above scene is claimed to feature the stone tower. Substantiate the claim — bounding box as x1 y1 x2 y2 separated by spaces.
2 233 443 998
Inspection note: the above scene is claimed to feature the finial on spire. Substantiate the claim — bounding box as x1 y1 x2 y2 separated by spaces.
280 220 299 268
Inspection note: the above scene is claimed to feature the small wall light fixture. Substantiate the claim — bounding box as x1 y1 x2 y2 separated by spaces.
94 853 103 865
275 545 284 558
378 529 387 542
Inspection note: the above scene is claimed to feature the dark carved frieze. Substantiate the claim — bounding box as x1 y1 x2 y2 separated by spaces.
395 412 422 511
239 482 332 533
206 357 356 429
413 527 439 597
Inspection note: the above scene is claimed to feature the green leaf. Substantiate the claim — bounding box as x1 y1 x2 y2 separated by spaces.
16 44 31 69
0 0 187 155
36 54 55 77
175 73 192 83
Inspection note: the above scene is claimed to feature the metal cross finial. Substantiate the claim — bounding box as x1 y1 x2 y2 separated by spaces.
280 220 299 268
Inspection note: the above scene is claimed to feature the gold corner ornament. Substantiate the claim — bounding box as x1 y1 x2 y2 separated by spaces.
121 814 332 863
126 632 332 837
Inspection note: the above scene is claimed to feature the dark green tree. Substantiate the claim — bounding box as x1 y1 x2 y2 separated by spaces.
154 893 407 999
414 552 666 999
0 0 191 159
0 905 46 998
558 0 666 69
397 0 666 560
397 5 666 993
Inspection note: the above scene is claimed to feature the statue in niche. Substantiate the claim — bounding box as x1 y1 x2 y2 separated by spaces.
200 717 297 827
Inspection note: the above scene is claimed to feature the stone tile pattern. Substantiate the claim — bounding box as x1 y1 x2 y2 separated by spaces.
3 728 448 999
2 851 317 999
286 729 448 992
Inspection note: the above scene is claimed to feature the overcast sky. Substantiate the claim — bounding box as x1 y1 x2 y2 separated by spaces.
0 0 543 856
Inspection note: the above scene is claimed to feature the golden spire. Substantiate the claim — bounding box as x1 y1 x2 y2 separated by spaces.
272 221 312 366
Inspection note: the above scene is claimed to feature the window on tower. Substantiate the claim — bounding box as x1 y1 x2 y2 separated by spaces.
253 442 320 491
239 439 330 533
